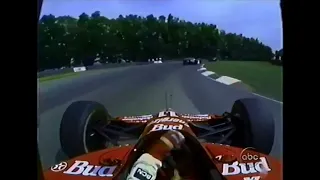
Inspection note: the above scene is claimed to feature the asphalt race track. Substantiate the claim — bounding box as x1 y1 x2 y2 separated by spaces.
38 62 283 169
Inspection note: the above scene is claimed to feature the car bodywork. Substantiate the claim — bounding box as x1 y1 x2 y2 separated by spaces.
44 107 281 180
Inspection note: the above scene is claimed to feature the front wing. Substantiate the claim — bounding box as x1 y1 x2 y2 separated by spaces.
94 113 235 147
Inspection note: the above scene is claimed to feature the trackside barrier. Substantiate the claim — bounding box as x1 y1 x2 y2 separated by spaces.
73 66 87 72
37 62 154 78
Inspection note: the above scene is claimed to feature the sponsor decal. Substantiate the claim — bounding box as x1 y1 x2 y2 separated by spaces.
195 114 209 117
181 114 211 120
151 117 189 127
243 176 261 180
51 160 117 177
133 168 153 180
221 157 271 176
51 162 68 172
122 115 153 121
150 123 183 132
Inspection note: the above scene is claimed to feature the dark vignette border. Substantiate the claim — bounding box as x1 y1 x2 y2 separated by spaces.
2 0 39 179
282 0 318 180
4 0 316 180
38 1 45 179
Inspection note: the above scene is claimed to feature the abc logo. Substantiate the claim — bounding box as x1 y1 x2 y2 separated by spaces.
240 147 260 162
241 153 259 161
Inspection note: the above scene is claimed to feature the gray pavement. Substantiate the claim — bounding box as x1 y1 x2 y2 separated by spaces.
38 62 282 169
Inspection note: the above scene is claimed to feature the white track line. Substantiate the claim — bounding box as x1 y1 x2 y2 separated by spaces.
252 93 283 104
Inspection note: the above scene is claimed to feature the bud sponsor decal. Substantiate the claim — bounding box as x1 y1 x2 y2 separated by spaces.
151 117 189 127
221 157 271 176
50 160 117 177
220 147 271 177
150 123 183 132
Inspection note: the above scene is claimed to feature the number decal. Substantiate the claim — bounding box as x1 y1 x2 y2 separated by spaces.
158 111 166 117
158 111 178 117
215 155 222 161
168 111 178 117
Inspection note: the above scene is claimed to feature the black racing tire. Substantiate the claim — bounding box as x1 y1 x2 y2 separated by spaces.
230 98 275 155
60 101 112 158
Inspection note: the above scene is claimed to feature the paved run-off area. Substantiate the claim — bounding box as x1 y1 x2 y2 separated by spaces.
38 62 283 169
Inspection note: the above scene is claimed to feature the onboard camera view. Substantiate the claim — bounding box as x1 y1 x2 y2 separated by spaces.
38 1 283 180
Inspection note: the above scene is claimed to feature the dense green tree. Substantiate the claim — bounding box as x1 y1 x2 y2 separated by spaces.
38 12 275 71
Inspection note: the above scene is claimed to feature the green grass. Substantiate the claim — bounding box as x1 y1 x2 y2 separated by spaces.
39 72 79 82
206 61 282 101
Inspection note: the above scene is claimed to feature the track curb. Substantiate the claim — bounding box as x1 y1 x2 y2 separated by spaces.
197 64 283 104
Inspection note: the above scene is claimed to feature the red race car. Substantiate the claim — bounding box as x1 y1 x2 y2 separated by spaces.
41 98 282 180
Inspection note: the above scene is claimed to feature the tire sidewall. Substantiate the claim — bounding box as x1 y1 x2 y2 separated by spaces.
60 101 111 158
231 98 275 155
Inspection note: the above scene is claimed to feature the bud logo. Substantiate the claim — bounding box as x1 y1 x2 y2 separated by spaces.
133 168 153 180
221 157 271 176
150 124 183 132
151 117 189 127
51 160 117 177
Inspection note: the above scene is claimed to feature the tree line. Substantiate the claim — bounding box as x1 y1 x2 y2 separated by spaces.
38 11 279 71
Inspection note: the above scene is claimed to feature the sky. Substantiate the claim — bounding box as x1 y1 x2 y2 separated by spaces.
41 0 282 51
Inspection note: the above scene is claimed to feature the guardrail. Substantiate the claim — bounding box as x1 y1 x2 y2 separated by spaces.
37 62 153 78
73 66 87 72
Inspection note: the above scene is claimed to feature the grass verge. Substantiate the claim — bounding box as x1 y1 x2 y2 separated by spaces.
206 61 282 101
39 72 79 82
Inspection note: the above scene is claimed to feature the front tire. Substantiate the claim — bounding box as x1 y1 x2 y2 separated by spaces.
230 98 275 155
60 101 112 158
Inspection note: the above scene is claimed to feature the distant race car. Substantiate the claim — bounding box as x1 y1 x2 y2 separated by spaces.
183 57 201 65
154 58 163 64
43 97 281 180
154 60 162 64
